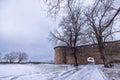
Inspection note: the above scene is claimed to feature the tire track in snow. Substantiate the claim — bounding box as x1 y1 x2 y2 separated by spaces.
65 65 106 80
0 75 13 80
9 72 42 80
48 67 82 80
10 75 24 80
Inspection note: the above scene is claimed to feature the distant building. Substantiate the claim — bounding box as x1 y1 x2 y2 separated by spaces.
54 40 120 64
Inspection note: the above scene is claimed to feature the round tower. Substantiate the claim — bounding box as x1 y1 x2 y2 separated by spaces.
54 42 67 64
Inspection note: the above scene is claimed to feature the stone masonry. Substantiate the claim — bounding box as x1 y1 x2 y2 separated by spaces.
54 40 120 64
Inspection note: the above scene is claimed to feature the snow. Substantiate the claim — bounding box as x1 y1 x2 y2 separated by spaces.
0 64 108 80
66 65 106 80
101 64 120 80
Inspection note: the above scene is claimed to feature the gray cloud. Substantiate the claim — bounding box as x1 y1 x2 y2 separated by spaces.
0 0 59 62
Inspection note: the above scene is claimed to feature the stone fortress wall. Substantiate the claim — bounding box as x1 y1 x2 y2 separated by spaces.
54 40 120 64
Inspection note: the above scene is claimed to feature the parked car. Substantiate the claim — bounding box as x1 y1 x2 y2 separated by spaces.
87 57 95 64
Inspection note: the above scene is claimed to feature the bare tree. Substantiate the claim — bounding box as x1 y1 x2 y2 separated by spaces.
17 52 28 63
3 52 17 63
45 0 78 17
46 0 120 67
84 0 120 67
49 5 85 66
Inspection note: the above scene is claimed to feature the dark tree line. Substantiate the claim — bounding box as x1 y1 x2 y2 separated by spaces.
46 0 120 67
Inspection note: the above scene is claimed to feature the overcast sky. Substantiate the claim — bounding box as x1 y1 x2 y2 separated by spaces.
0 0 120 62
0 0 61 62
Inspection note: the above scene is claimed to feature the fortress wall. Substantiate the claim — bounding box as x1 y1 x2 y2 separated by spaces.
66 48 75 64
54 40 120 64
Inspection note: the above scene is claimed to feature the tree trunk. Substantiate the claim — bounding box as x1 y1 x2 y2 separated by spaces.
18 59 22 63
73 47 78 66
98 43 108 67
9 60 12 63
18 60 20 63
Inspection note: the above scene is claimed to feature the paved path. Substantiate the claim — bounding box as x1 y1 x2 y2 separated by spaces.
54 65 108 80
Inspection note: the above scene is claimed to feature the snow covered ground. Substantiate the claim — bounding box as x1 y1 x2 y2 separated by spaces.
101 64 120 80
0 64 111 80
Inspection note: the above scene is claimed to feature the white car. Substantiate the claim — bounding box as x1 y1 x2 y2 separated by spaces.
87 57 95 64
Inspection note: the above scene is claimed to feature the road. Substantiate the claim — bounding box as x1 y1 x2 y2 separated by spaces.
52 65 108 80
